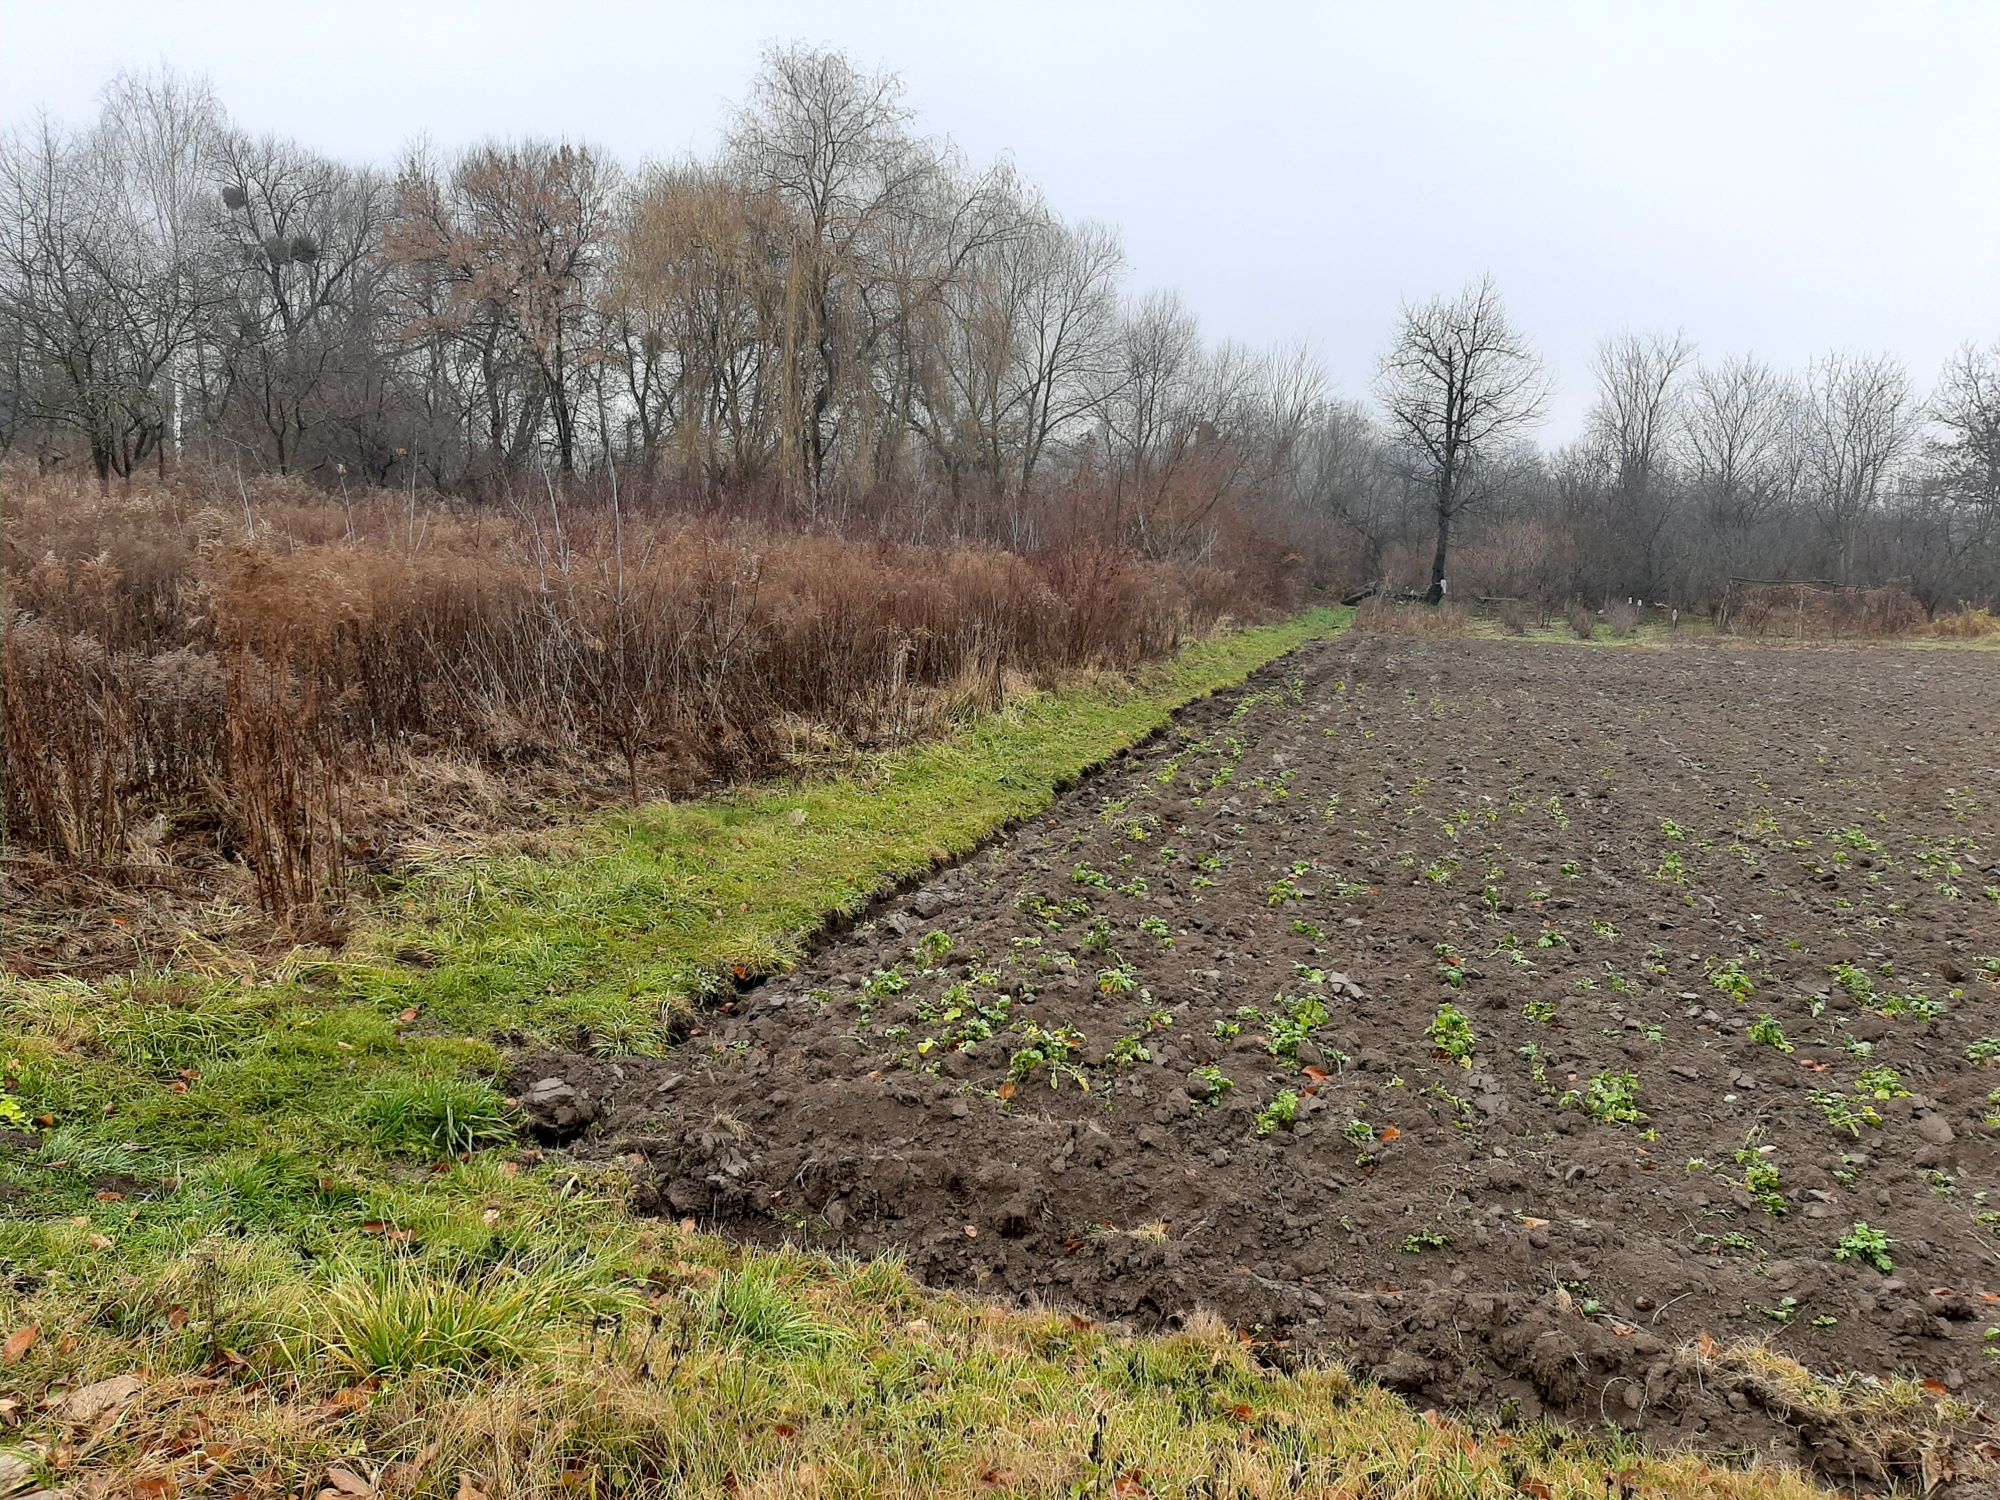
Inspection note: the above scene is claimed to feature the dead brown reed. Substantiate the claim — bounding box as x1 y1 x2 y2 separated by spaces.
1728 583 1927 639
3 473 1277 932
1352 598 1469 637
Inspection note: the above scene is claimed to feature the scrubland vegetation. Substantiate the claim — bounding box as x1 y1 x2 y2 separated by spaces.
3 471 1275 952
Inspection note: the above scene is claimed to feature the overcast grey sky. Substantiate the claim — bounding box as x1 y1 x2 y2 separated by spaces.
5 0 1996 439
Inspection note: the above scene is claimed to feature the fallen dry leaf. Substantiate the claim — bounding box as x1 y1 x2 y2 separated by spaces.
323 1464 374 1497
50 1373 143 1424
2 1326 38 1366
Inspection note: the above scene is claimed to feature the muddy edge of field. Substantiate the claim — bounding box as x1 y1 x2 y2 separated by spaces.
526 633 2000 1487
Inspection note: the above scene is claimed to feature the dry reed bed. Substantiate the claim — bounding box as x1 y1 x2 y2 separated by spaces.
3 476 1272 941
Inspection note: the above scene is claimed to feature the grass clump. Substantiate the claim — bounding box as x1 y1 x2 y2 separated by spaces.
309 1257 631 1376
699 1264 845 1354
363 1077 513 1159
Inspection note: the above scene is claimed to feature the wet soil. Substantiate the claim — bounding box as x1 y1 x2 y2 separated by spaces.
535 637 2000 1487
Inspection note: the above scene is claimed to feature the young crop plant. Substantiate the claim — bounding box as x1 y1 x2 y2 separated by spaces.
1872 990 1948 1021
1968 1037 2000 1067
1426 1003 1477 1064
1095 961 1140 996
1748 1015 1793 1052
1189 1065 1233 1102
1105 1034 1151 1066
1264 994 1330 1060
1402 1229 1450 1254
1707 957 1755 1002
1009 1022 1087 1090
1433 946 1467 988
1343 1118 1378 1165
1812 1089 1882 1137
1265 875 1304 907
1833 1222 1895 1273
1735 1142 1786 1215
1564 1071 1645 1126
865 966 910 996
1856 1065 1912 1100
912 929 954 967
1081 917 1117 954
1255 1090 1301 1137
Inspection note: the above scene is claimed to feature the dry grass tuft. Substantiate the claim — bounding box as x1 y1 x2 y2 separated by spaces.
1353 599 1470 637
1923 605 2000 639
1729 583 1927 639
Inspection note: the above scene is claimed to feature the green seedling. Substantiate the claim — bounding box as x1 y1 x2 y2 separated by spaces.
1833 1222 1894 1273
1255 1090 1300 1137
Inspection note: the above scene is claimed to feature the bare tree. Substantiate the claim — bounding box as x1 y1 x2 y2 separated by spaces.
384 140 616 478
1586 329 1693 595
1800 351 1917 584
0 71 226 485
1919 340 2000 602
1374 275 1549 602
1685 354 1799 529
206 131 386 474
728 44 930 516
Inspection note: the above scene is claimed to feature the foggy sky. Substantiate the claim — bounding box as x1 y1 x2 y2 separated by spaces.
4 0 1995 440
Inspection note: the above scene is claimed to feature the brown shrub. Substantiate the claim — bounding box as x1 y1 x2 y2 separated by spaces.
1566 605 1597 640
1603 601 1640 637
1730 584 1926 639
3 478 1279 929
1354 599 1469 637
1496 599 1532 636
1923 605 2000 639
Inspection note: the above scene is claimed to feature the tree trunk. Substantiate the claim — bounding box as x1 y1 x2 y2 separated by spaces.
1425 498 1451 604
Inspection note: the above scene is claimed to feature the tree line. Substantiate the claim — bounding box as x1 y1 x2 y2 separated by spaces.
2 47 1995 609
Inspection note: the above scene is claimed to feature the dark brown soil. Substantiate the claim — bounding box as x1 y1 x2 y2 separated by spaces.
536 636 2000 1487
